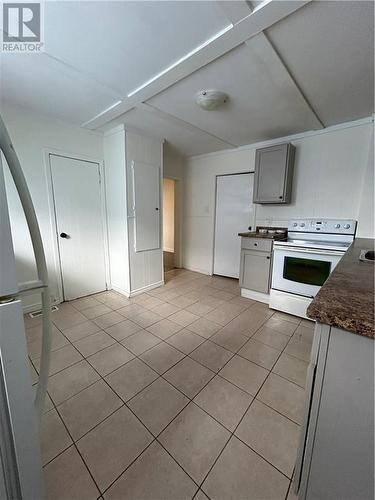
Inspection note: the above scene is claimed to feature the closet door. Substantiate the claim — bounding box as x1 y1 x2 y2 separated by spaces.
214 173 254 279
50 154 107 300
132 161 160 252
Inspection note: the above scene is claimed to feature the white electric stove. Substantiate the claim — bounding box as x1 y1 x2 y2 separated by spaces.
270 218 357 319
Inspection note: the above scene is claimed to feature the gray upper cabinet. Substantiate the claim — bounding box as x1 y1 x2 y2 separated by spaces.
253 143 295 204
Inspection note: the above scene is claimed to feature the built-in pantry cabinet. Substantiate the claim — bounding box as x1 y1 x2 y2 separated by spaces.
104 126 163 296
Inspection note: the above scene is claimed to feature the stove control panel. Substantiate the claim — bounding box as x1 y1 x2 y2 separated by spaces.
288 219 357 235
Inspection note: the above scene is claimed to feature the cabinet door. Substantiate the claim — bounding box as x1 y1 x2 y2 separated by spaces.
132 161 160 252
240 250 271 293
253 143 294 203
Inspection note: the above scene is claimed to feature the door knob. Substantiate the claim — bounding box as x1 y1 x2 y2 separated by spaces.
60 232 69 239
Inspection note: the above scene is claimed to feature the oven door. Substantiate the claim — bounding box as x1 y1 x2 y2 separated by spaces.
272 246 343 298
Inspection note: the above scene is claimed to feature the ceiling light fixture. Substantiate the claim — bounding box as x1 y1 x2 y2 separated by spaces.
127 23 233 98
195 90 228 110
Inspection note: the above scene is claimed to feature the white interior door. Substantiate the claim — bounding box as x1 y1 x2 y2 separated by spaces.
214 173 254 278
50 155 106 300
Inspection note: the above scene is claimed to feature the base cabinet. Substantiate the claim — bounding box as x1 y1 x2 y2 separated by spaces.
239 250 271 293
294 324 374 500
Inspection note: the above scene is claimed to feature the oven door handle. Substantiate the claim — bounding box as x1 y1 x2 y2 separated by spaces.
274 246 344 257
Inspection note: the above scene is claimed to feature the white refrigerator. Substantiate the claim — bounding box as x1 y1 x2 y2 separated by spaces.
0 123 48 498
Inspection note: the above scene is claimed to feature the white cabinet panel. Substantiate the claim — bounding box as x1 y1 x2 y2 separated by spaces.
132 161 160 252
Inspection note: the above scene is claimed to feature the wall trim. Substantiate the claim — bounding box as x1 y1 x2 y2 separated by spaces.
241 288 270 304
182 265 212 276
111 285 130 298
188 116 374 162
129 280 164 297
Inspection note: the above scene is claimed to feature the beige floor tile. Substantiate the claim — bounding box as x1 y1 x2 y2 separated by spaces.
40 409 72 465
29 360 38 385
77 406 153 492
70 296 101 311
202 436 289 500
104 441 197 500
44 446 99 500
264 316 299 336
200 296 226 309
121 329 161 355
105 358 158 401
210 329 248 354
253 326 290 351
287 482 298 500
102 296 132 310
48 360 100 405
131 310 164 328
205 303 243 326
300 318 315 330
117 304 148 318
285 338 312 362
190 341 233 373
185 302 215 316
219 355 269 396
168 295 199 308
164 357 214 398
194 376 252 432
87 343 134 376
147 318 183 340
211 290 236 302
236 400 300 477
169 309 200 327
236 308 273 336
58 380 123 440
159 403 230 484
229 296 255 309
272 311 301 325
24 313 43 329
140 342 184 374
292 324 315 344
62 320 101 342
34 344 82 376
82 302 111 319
257 373 305 424
28 327 69 360
105 319 142 341
73 331 116 357
25 323 62 345
153 302 181 318
94 290 124 304
94 311 124 329
187 317 221 338
52 309 87 331
194 490 210 500
141 296 165 310
238 338 281 369
128 378 189 435
273 353 309 388
166 329 205 354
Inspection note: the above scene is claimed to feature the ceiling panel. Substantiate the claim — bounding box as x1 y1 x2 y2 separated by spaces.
101 107 232 157
147 34 322 146
0 53 117 124
267 0 374 125
44 1 231 96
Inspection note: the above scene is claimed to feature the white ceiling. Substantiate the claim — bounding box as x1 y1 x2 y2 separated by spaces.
1 1 373 156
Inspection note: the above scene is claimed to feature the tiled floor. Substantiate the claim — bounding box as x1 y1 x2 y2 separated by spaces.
26 269 314 500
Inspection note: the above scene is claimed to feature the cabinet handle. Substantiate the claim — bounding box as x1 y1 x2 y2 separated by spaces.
278 196 283 199
266 256 270 259
254 243 258 246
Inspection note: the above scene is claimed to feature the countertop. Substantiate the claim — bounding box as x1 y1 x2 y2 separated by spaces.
307 237 375 339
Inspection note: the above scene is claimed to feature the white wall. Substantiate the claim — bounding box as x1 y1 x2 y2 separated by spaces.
163 143 184 267
2 103 104 311
183 119 374 274
163 178 175 252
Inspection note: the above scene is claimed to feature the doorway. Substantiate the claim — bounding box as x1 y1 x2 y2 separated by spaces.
213 173 255 279
49 154 107 300
163 178 176 271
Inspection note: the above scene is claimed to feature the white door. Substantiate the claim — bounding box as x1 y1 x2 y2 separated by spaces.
50 155 106 300
214 173 254 278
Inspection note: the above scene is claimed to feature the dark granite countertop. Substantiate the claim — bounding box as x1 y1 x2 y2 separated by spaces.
307 238 375 339
238 231 286 240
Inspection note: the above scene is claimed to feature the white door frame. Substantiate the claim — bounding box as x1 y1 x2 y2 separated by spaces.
43 148 110 303
211 171 256 276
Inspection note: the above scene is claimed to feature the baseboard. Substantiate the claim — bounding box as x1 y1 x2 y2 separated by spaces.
22 298 61 314
129 280 164 297
241 288 270 304
163 247 174 253
111 285 131 298
182 265 212 276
